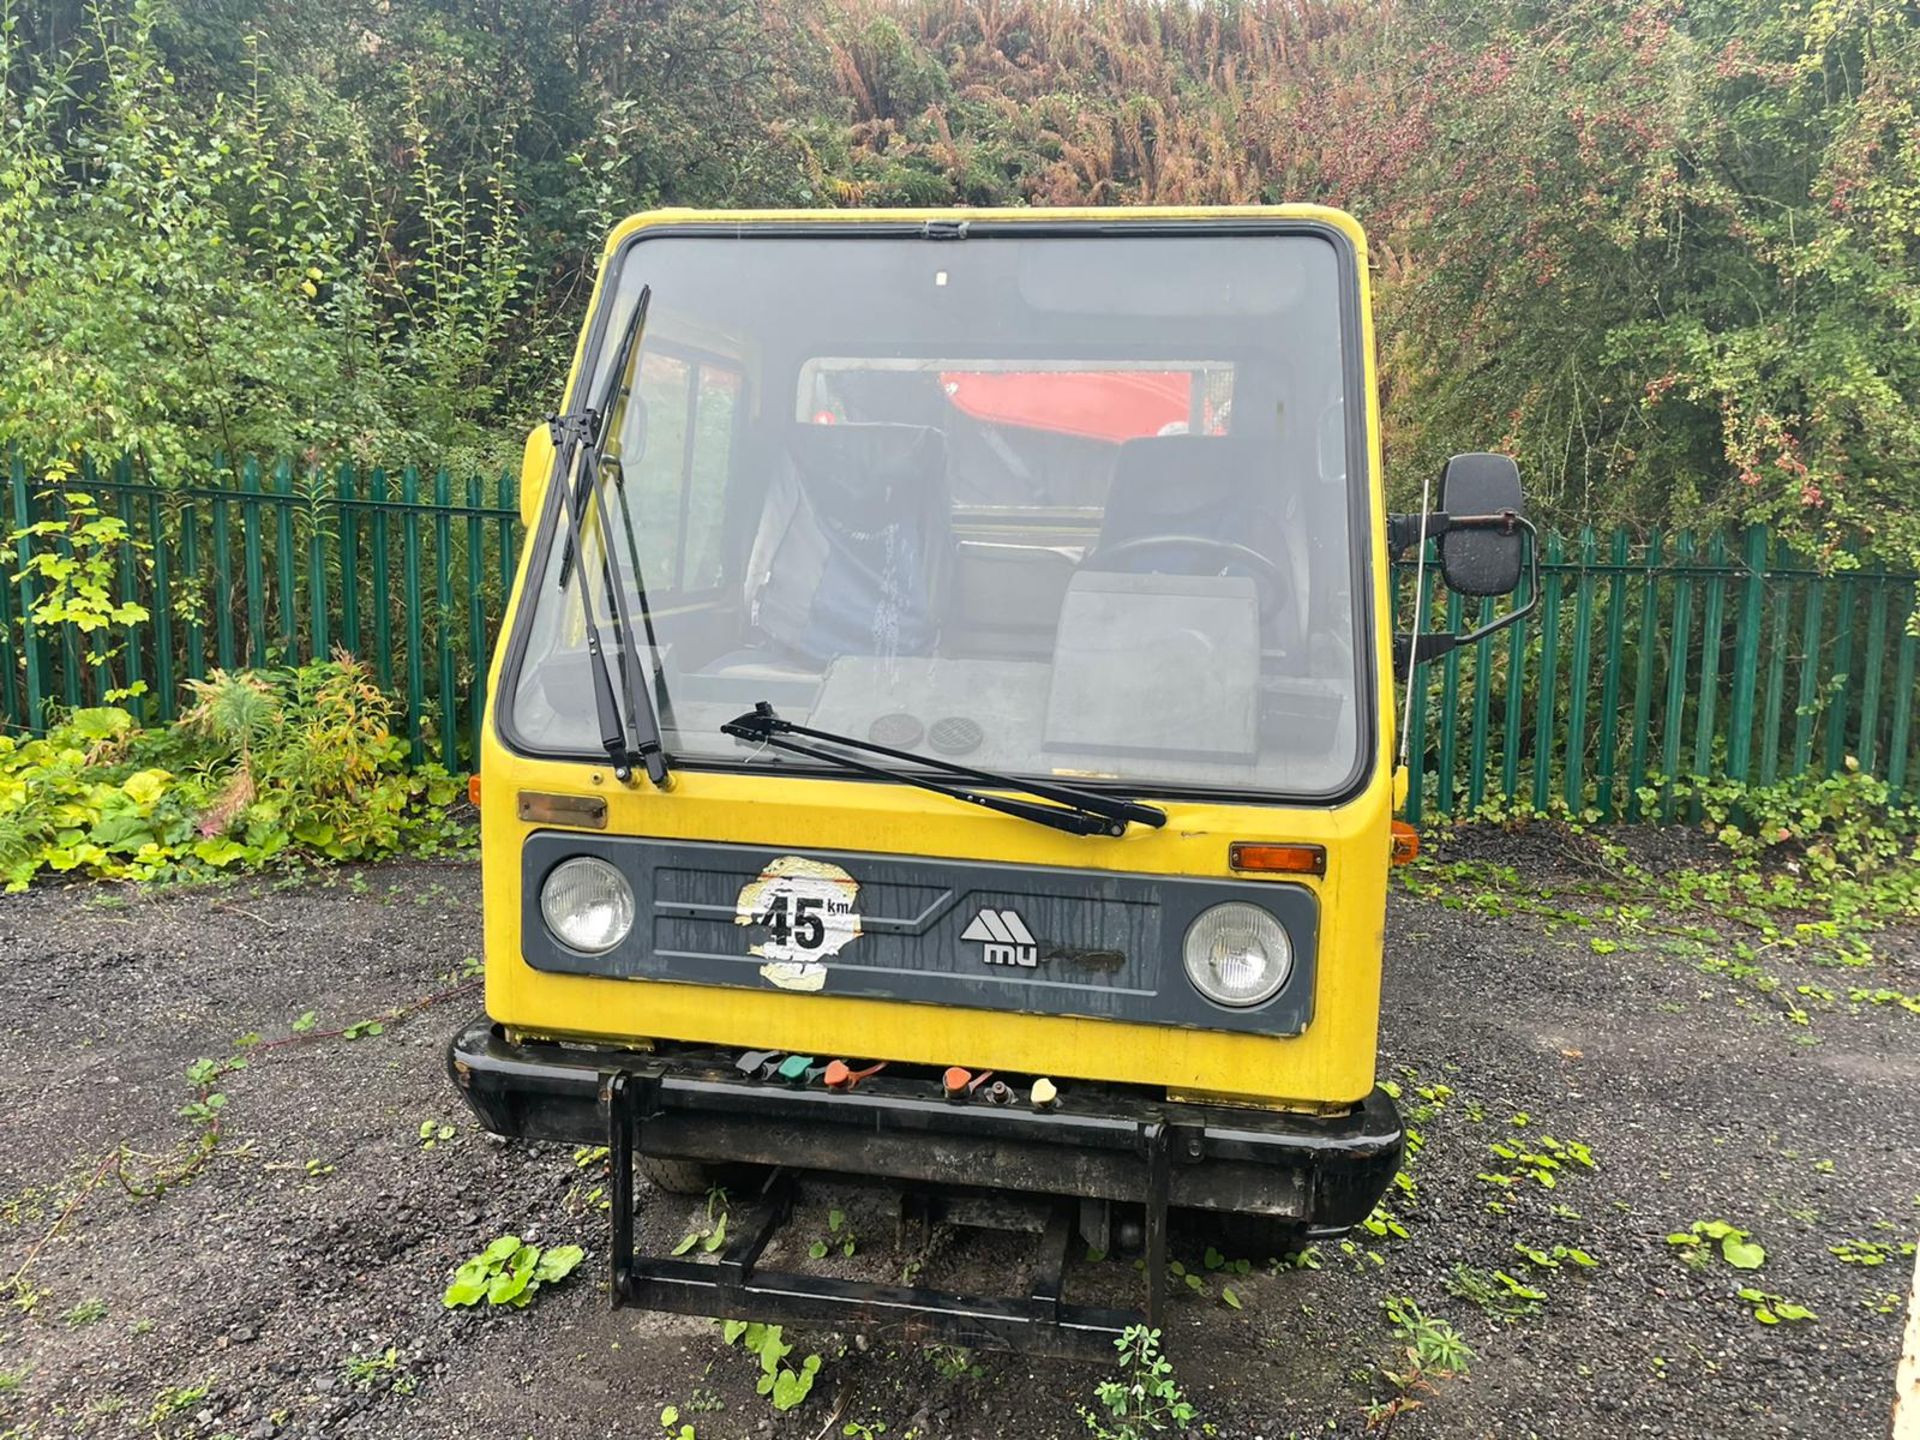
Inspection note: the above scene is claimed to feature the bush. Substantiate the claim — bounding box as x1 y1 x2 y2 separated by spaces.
0 655 469 890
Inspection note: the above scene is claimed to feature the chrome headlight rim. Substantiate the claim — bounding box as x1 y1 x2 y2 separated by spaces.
539 854 635 956
1182 901 1293 1009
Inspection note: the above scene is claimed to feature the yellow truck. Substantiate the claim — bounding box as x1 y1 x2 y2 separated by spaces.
447 205 1533 1357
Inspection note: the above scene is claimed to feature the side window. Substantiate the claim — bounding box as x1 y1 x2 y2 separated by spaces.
622 349 740 593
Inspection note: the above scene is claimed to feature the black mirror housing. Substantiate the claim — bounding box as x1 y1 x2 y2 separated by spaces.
1437 453 1524 596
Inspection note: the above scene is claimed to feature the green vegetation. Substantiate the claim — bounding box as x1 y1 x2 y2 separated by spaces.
719 1320 823 1413
1081 1325 1194 1440
5 0 1918 563
1667 1220 1767 1273
0 656 467 890
441 1235 585 1310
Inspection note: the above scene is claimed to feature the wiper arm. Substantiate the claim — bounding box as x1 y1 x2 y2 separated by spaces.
543 284 670 787
722 702 1167 838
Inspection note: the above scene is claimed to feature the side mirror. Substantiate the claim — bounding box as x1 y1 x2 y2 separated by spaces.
519 423 555 531
1438 453 1524 597
1387 454 1537 669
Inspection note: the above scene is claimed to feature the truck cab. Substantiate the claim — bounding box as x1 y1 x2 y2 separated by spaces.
448 205 1529 1357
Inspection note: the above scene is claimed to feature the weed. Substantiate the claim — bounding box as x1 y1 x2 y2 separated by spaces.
720 1320 821 1412
808 1208 856 1259
1446 1264 1545 1319
673 1188 730 1257
417 1120 455 1149
341 1345 418 1395
1736 1287 1815 1325
843 1421 890 1440
1513 1241 1599 1270
1082 1325 1194 1439
929 1345 982 1382
660 1404 696 1440
1381 1297 1474 1378
1666 1219 1765 1271
0 1371 22 1394
62 1296 107 1328
290 1011 318 1034
1829 1237 1916 1266
442 1235 585 1310
145 1381 211 1426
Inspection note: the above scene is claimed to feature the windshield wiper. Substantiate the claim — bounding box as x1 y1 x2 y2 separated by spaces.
722 702 1166 838
544 284 670 787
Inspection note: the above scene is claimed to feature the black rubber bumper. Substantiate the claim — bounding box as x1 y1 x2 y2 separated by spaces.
446 1015 1403 1235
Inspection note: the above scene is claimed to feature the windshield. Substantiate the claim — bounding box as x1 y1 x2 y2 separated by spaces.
505 225 1370 800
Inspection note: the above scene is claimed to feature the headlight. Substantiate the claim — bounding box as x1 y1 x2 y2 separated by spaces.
1183 902 1292 1007
540 856 634 955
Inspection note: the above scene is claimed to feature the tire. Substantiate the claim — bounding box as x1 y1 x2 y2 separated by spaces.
637 1155 769 1197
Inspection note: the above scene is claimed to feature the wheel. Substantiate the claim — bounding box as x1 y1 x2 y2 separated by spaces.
637 1155 770 1197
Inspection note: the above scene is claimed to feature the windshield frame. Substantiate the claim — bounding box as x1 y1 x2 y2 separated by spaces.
494 213 1381 808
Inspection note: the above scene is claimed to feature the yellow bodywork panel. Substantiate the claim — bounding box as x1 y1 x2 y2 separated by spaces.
480 204 1396 1111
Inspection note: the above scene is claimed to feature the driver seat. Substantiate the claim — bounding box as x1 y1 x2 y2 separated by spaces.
1083 435 1299 651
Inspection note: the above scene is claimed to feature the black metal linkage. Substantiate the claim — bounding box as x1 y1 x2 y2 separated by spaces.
602 1067 1164 1363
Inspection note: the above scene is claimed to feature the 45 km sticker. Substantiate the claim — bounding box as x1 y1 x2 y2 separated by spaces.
734 856 863 993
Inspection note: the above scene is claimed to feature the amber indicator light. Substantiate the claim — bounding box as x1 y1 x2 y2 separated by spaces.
516 791 609 829
467 774 482 807
1390 822 1420 865
1228 842 1327 877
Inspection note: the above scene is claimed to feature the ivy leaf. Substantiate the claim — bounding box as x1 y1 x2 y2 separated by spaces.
1221 1286 1243 1310
1721 1237 1766 1270
534 1244 585 1282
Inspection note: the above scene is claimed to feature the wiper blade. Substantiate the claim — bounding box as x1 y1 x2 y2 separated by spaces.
543 284 670 787
722 702 1166 838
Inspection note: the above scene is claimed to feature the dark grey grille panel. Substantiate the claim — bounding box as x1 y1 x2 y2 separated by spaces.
521 835 1318 1036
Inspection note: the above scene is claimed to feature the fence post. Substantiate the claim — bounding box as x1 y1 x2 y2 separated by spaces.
1859 574 1890 776
307 465 329 661
337 464 360 659
112 457 147 723
9 453 47 731
401 465 426 766
273 459 298 664
1564 527 1598 813
1594 528 1630 820
1530 532 1564 812
1501 560 1531 802
370 468 394 692
1658 531 1697 822
1626 530 1663 821
1436 586 1464 815
434 467 459 773
1690 531 1730 813
146 485 176 721
241 459 267 669
1792 570 1825 775
1760 532 1792 786
1824 557 1860 774
1725 524 1768 784
1467 593 1495 812
466 473 487 770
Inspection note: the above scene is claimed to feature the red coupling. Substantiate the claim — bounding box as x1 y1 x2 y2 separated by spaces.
941 1066 972 1101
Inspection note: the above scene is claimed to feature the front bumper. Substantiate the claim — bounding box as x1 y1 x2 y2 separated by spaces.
447 1016 1402 1234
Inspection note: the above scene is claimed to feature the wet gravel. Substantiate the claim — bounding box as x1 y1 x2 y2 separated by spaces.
0 837 1913 1438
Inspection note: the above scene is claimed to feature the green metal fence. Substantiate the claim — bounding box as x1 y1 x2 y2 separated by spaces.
4 456 1915 813
3 453 522 772
1394 525 1920 823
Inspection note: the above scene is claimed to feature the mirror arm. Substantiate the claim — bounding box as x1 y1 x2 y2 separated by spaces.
1392 513 1541 669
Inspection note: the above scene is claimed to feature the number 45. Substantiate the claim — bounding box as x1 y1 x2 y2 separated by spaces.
754 892 826 950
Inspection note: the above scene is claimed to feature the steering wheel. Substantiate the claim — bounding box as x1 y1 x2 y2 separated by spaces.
1082 534 1287 620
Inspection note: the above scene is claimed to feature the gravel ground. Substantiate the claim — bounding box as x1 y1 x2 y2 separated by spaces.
0 833 1914 1439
